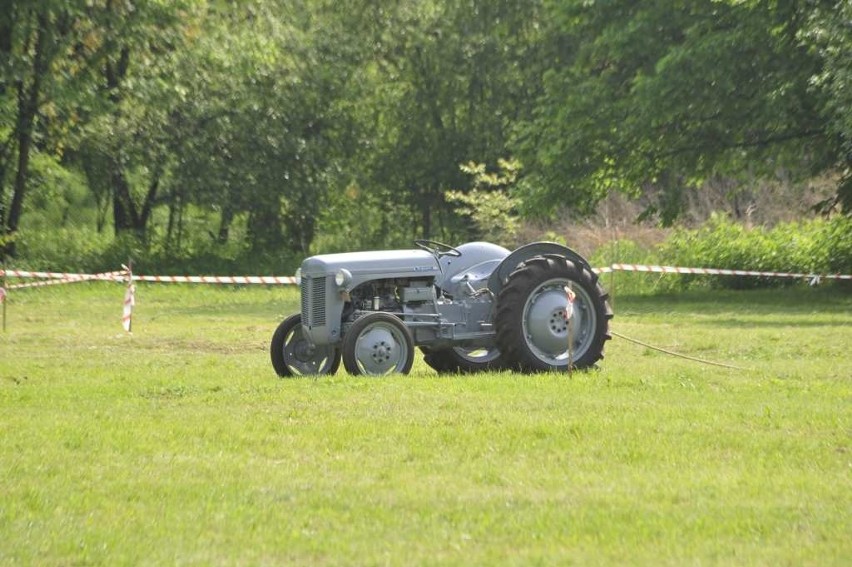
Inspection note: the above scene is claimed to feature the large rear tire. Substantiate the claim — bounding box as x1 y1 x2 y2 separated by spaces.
270 314 341 377
495 255 612 372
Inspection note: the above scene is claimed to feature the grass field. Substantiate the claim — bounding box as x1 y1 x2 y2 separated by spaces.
1 281 850 565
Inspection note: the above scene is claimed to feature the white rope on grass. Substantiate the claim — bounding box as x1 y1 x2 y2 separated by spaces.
610 329 749 371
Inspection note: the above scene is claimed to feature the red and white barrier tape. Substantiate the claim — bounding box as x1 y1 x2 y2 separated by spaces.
2 265 849 286
3 270 126 290
131 275 297 284
600 263 852 280
0 269 295 285
0 269 126 281
2 264 848 334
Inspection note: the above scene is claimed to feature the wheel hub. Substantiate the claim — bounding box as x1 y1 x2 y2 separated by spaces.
525 286 573 358
356 327 400 374
293 340 315 362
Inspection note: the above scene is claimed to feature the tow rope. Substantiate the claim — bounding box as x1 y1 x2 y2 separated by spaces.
610 329 749 371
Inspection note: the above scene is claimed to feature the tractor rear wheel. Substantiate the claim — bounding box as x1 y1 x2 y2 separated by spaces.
422 346 504 374
495 255 612 372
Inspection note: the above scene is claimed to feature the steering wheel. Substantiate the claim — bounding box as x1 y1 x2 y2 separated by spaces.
414 239 462 259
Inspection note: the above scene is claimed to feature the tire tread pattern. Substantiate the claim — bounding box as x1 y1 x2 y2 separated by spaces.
495 255 613 372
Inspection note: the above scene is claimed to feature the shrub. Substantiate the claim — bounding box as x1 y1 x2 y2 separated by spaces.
659 214 851 290
14 227 113 272
589 238 663 295
823 215 852 276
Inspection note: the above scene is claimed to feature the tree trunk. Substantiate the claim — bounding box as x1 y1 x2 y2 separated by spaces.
165 187 180 252
138 173 160 230
0 8 13 251
112 165 137 235
104 44 149 239
218 206 234 244
248 202 283 252
110 152 160 241
2 13 48 260
421 202 432 239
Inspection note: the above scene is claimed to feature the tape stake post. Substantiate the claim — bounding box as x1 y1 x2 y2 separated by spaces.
610 230 618 310
1 264 6 333
565 284 576 375
122 262 135 334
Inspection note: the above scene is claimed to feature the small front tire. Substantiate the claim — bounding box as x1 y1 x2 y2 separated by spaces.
270 314 341 377
342 313 415 376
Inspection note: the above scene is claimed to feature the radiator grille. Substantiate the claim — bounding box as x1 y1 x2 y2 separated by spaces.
301 275 327 327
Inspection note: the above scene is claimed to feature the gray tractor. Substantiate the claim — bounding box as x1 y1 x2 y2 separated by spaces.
271 240 612 376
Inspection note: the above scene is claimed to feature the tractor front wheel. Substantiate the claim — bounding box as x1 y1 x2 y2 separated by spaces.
495 255 612 372
342 313 415 376
270 314 341 377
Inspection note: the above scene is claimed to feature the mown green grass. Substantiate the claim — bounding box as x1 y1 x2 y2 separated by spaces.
1 282 850 565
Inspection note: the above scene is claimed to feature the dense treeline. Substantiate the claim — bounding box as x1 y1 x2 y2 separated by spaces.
1 0 849 272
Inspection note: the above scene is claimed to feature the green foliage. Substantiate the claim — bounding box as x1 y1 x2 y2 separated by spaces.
445 159 522 248
0 1 195 239
515 0 848 223
14 226 112 272
23 153 94 226
160 0 358 255
804 0 852 211
819 214 852 276
659 214 852 289
312 182 415 254
4 0 850 270
13 203 300 275
342 0 542 241
590 239 664 296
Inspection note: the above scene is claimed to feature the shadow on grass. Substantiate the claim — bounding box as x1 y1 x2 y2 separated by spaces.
693 318 852 328
614 286 852 316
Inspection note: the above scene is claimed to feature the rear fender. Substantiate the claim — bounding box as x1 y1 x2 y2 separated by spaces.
436 241 510 289
487 242 594 295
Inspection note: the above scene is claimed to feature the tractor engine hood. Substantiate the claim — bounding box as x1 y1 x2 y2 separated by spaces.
297 249 440 348
299 249 440 285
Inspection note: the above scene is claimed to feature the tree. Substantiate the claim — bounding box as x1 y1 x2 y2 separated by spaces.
0 2 83 259
805 0 852 212
334 0 544 244
77 0 194 240
0 0 193 259
160 0 358 257
445 159 522 247
514 0 850 224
